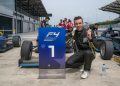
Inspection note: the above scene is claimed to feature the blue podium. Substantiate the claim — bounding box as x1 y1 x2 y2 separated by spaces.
38 27 66 79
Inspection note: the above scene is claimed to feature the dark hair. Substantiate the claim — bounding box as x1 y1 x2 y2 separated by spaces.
68 19 71 22
74 16 83 22
64 18 67 19
45 16 50 20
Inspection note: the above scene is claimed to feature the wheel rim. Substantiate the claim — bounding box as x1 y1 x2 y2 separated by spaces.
100 43 105 57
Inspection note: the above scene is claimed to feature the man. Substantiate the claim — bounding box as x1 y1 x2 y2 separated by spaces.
67 19 74 32
64 18 68 29
41 17 50 27
58 19 63 28
66 16 95 79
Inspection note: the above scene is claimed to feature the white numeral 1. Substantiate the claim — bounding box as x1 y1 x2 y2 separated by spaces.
48 45 55 58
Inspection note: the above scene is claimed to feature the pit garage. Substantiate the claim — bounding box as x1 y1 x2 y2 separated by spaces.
0 16 12 35
0 0 51 35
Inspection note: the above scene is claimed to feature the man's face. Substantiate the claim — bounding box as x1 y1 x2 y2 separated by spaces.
46 19 49 22
64 18 67 22
74 19 83 31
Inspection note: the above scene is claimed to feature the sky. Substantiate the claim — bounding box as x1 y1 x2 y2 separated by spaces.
42 0 119 25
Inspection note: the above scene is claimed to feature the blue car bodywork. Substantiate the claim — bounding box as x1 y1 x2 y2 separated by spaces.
95 30 120 56
0 36 13 52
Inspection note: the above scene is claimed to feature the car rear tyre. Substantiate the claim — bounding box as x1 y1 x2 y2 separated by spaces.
100 41 113 60
21 41 33 60
12 36 21 47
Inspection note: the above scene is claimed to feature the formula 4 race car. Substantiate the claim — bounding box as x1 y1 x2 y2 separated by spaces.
0 34 21 52
95 29 120 60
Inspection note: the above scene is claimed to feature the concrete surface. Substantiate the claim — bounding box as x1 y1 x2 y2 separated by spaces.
0 32 120 86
